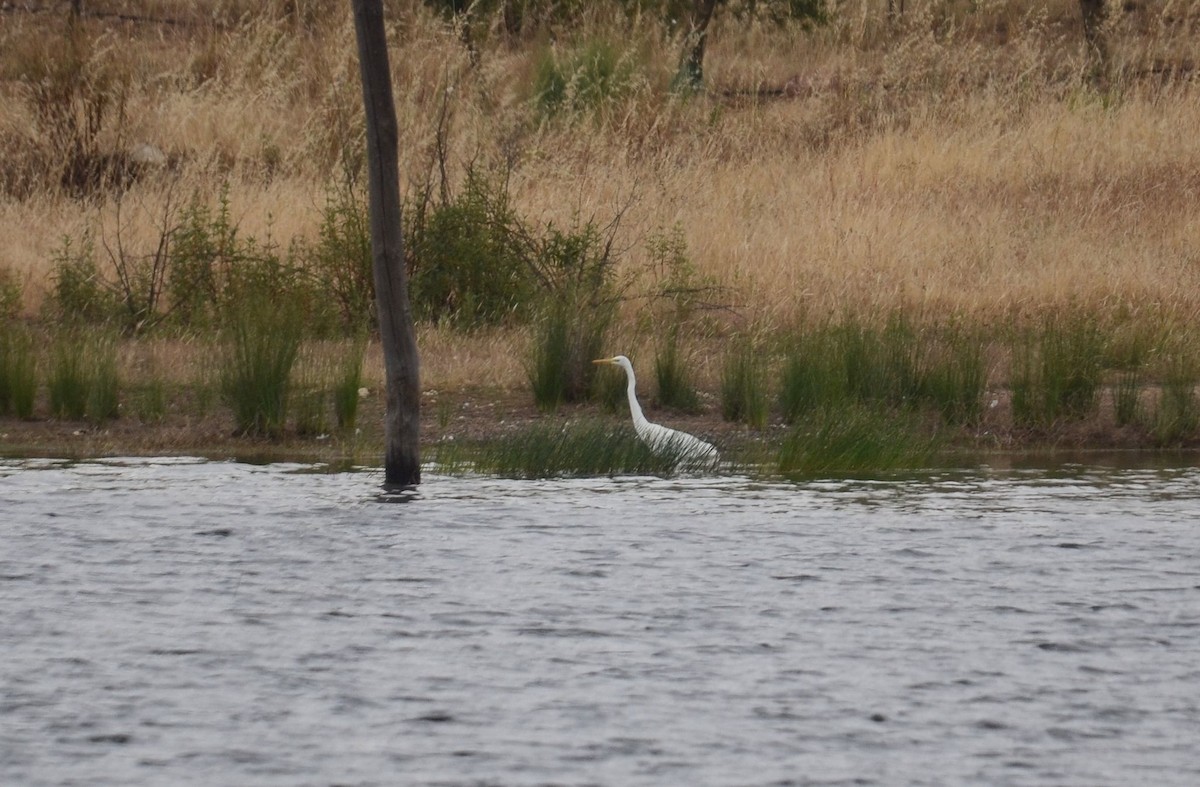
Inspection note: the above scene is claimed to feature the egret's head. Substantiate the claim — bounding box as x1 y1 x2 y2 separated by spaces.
592 355 631 370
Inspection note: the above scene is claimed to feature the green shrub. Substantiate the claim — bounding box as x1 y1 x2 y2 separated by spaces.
169 185 333 334
841 314 924 408
526 217 620 411
307 179 374 333
408 168 535 328
532 38 640 119
132 379 167 423
46 233 120 326
1113 367 1143 427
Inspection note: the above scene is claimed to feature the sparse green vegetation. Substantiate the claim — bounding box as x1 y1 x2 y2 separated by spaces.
777 406 940 478
220 293 303 438
434 420 679 478
1011 314 1105 428
0 324 37 419
721 338 769 428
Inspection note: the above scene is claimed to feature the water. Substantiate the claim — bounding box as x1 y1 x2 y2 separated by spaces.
2 457 1199 786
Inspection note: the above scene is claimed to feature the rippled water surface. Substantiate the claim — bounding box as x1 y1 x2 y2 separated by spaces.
2 458 1199 786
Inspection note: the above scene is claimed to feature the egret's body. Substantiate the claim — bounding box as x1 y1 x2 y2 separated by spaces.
593 355 718 467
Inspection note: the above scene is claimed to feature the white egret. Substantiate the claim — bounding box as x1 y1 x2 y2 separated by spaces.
592 355 718 467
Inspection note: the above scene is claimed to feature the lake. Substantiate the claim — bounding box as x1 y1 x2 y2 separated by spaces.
2 457 1199 785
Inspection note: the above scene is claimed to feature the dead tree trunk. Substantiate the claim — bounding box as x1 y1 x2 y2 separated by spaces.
1079 0 1110 86
352 0 421 488
676 0 720 91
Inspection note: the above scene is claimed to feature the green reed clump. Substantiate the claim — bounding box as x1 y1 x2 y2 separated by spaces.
528 295 614 412
48 331 90 420
777 406 939 478
919 324 987 426
441 421 680 479
1152 357 1199 446
779 329 845 423
1010 314 1104 428
654 328 701 413
0 324 37 419
86 332 120 422
132 378 167 423
333 340 365 433
221 294 303 437
1113 367 1143 427
721 339 768 428
780 314 939 423
292 346 331 437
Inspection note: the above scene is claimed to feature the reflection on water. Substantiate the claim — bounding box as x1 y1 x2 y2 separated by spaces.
2 458 1199 786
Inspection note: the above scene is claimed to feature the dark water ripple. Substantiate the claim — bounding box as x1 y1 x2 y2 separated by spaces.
2 458 1200 786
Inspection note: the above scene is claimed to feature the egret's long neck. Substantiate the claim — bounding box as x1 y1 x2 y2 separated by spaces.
623 364 649 429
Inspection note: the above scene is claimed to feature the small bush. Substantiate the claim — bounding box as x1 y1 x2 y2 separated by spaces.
1113 367 1143 428
132 379 167 423
532 38 640 119
46 233 120 326
408 168 536 328
526 217 620 411
307 179 374 333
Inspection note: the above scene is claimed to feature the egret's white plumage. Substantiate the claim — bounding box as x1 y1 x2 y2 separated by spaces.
593 355 718 467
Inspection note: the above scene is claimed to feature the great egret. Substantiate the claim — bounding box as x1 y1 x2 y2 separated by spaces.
592 355 718 466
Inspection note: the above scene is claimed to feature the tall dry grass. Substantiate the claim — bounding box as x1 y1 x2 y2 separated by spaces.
2 0 1198 347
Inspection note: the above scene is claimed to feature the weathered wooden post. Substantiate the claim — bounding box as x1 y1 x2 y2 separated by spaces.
352 0 421 488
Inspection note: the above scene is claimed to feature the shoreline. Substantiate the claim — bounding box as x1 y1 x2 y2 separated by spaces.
5 387 1200 472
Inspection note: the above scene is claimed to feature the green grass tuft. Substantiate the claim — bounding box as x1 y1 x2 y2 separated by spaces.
220 295 302 438
721 339 769 428
0 324 38 419
777 406 940 478
1011 313 1104 428
655 329 701 413
433 420 682 479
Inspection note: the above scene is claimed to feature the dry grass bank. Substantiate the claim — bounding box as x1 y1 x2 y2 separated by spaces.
2 0 1199 459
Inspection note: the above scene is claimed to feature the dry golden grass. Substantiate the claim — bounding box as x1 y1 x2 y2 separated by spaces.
2 0 1198 340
